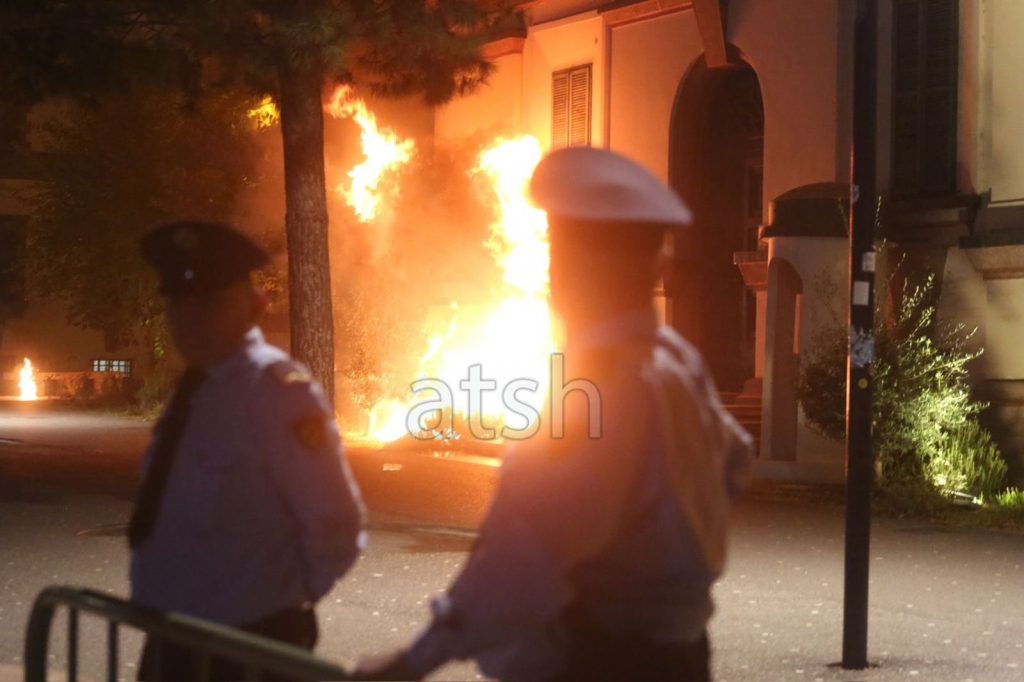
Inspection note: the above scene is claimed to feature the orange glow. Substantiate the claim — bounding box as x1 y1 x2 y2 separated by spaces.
359 135 556 444
18 358 37 401
326 85 415 222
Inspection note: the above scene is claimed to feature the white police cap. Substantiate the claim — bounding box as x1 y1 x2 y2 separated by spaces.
530 147 692 226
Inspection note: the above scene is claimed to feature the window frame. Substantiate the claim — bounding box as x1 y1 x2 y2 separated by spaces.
92 358 133 376
890 0 959 197
551 64 593 149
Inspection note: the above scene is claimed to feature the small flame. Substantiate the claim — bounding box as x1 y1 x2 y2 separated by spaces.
247 96 280 129
326 85 415 222
18 358 37 401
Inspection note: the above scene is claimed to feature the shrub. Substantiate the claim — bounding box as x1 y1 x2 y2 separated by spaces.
925 419 1007 502
797 321 847 442
797 274 1007 498
994 487 1024 510
872 278 985 484
135 362 176 414
72 374 95 399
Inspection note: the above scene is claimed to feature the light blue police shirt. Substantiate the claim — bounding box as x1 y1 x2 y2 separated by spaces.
406 307 753 680
130 327 366 626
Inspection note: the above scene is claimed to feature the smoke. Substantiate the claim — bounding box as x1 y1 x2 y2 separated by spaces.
327 130 507 433
227 93 523 435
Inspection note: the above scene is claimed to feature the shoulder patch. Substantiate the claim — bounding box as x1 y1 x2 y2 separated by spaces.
292 413 330 451
268 360 312 386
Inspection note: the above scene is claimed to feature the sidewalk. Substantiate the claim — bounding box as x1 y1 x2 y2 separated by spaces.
710 495 1023 682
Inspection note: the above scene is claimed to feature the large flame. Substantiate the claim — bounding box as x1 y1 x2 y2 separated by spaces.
18 358 37 401
327 85 415 222
361 136 555 443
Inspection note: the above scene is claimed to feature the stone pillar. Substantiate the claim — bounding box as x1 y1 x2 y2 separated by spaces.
757 183 851 477
761 258 801 461
734 250 768 394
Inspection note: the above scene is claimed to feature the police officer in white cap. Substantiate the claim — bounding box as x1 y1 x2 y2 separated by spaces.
130 220 366 680
357 148 752 681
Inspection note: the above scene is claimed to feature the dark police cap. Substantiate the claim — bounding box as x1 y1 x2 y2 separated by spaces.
141 220 269 296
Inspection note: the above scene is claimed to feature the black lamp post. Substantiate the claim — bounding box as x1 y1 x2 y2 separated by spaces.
843 0 878 670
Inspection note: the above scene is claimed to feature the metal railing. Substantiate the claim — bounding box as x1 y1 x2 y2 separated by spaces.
25 586 350 681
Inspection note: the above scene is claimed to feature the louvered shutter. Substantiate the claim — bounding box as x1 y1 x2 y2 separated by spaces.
569 67 591 146
892 0 958 196
552 71 570 148
552 65 591 148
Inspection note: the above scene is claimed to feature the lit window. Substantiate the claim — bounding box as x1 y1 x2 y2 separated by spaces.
92 359 132 376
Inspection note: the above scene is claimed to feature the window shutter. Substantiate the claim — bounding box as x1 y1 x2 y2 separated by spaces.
552 65 591 148
920 0 957 194
892 0 958 196
569 67 591 146
552 71 570 148
892 1 920 192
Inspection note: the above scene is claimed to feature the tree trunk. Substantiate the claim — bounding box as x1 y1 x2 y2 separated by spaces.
278 60 335 404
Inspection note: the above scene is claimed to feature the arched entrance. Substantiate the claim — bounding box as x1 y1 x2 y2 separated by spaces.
669 54 764 391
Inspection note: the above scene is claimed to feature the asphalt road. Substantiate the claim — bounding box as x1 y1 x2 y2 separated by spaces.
1 401 1023 681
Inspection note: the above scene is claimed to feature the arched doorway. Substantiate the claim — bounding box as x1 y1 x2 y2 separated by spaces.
669 53 764 392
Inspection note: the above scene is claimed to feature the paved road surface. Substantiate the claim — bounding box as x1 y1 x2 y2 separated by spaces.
2 403 1022 681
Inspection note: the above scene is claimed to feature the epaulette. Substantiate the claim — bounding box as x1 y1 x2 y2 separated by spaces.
267 360 313 386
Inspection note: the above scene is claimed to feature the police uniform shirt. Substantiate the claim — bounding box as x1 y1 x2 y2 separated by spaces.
405 307 753 680
130 327 366 625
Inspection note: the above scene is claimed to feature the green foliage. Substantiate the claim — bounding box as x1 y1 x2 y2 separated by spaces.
796 319 848 441
797 275 1007 499
27 89 261 352
873 479 952 519
994 487 1024 510
926 419 1007 502
872 277 985 484
135 360 177 416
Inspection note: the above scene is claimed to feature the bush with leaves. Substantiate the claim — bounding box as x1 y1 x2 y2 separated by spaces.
29 90 261 349
995 488 1024 509
925 419 1007 502
797 274 1007 499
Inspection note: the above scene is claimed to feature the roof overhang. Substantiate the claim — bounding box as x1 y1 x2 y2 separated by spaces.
485 1 732 67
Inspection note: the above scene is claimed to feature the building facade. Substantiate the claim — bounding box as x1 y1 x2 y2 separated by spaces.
4 1 1023 483
436 0 1024 483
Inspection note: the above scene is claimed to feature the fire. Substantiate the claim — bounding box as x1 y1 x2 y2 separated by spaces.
18 358 38 401
326 85 415 222
478 137 551 297
362 136 556 443
247 96 280 129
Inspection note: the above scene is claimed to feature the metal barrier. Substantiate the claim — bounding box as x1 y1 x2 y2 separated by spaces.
25 586 351 681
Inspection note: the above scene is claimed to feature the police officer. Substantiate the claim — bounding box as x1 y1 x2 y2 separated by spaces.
129 220 365 680
356 148 752 681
